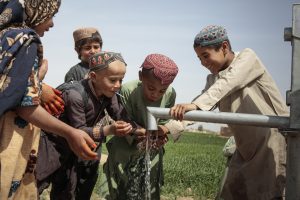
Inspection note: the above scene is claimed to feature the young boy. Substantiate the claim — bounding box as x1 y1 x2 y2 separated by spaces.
103 53 184 199
37 52 137 199
170 25 288 199
39 27 103 117
64 27 103 82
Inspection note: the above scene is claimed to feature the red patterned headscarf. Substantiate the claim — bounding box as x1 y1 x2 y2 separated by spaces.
141 54 179 85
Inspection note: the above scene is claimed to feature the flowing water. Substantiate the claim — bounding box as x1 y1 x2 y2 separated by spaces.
145 131 152 200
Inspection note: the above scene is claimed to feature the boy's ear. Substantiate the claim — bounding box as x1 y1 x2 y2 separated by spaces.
221 41 229 54
89 71 96 80
223 41 230 49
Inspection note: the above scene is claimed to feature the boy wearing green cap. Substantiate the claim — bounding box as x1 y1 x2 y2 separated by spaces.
170 25 288 199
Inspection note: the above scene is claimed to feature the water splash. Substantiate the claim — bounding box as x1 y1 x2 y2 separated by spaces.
145 131 152 200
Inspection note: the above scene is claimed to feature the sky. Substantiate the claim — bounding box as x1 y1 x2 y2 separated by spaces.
42 0 298 131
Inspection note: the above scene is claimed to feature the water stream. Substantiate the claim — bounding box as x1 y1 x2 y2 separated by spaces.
145 131 152 200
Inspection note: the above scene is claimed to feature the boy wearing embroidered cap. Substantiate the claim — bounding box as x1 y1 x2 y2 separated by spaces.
103 53 185 199
170 25 288 199
64 27 103 82
38 52 139 199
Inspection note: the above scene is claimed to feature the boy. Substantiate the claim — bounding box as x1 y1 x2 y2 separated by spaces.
37 52 137 199
65 27 103 82
39 27 103 116
170 25 288 199
104 53 184 199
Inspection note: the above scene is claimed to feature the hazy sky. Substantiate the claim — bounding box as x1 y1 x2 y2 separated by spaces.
42 0 297 131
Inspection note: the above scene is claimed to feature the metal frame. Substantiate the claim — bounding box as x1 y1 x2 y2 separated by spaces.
146 4 300 199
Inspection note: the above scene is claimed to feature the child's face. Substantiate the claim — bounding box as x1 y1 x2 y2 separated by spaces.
194 44 227 75
139 72 170 102
33 17 54 37
79 41 102 63
90 60 126 98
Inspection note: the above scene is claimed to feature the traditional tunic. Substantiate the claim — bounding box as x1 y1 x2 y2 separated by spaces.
192 48 288 200
103 80 183 200
64 62 89 83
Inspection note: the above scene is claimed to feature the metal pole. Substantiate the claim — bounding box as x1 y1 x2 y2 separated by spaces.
284 4 300 200
147 107 290 129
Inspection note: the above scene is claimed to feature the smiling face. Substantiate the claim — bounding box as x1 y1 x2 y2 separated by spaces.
194 41 234 75
33 17 54 37
139 70 170 102
90 60 126 98
194 45 227 75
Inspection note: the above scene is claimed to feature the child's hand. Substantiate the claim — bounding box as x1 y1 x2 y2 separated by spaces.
65 128 98 160
41 83 65 116
170 103 197 121
158 125 169 136
110 121 133 137
134 128 147 141
152 125 169 149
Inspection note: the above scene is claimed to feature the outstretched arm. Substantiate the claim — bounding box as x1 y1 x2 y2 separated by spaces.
16 105 98 160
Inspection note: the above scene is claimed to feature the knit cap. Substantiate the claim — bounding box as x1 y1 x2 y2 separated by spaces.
194 25 228 47
141 54 178 85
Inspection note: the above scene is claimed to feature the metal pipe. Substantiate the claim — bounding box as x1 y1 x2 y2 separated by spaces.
147 107 290 129
147 108 158 131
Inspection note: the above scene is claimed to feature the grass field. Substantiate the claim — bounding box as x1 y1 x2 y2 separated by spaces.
161 132 227 199
94 132 227 200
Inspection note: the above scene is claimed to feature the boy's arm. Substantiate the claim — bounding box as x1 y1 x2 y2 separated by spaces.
159 89 185 141
63 89 93 134
193 48 265 110
163 120 185 142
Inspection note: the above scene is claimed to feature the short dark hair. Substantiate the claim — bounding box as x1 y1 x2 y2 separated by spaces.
75 36 103 51
193 39 232 52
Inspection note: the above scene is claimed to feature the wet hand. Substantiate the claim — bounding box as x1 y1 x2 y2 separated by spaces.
134 128 146 142
112 121 133 137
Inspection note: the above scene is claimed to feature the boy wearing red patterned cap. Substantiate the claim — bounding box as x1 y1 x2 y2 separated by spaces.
103 53 184 200
170 25 288 199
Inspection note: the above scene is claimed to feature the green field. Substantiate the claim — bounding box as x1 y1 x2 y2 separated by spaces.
95 132 227 200
161 132 227 199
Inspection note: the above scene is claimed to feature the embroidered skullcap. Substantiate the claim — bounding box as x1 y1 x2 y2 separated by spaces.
141 54 178 85
89 52 126 71
73 27 102 43
194 25 228 47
